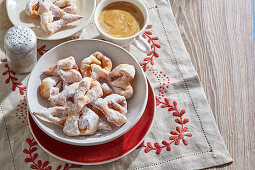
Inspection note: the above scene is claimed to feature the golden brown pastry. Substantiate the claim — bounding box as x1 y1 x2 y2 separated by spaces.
80 52 112 80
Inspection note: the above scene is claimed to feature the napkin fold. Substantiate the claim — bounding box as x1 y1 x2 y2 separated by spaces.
0 0 232 169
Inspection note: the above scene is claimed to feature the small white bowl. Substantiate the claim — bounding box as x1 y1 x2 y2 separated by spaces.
27 39 148 146
6 0 96 40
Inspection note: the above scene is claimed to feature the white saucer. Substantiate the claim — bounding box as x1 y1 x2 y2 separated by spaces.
6 0 96 40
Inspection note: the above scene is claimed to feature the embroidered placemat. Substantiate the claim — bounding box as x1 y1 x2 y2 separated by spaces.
0 0 232 169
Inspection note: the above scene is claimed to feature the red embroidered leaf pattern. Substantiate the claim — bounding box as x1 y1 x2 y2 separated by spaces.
156 147 162 155
45 167 52 170
170 130 178 135
144 147 152 153
145 30 152 35
173 101 177 108
146 25 152 29
185 133 192 137
180 109 186 116
42 161 49 168
139 62 147 72
26 138 32 145
57 165 62 170
30 164 37 169
161 104 169 108
161 140 169 145
37 45 49 56
23 137 81 169
168 107 175 111
176 126 181 133
32 153 38 161
23 149 29 154
175 138 180 145
139 25 161 71
154 142 160 148
169 136 177 140
183 118 189 124
1 59 26 95
183 138 188 146
173 112 180 116
140 98 192 154
164 98 170 105
37 160 42 167
25 158 32 162
183 127 188 132
147 142 153 148
64 163 69 169
155 96 161 106
175 118 182 124
30 147 37 153
166 144 171 151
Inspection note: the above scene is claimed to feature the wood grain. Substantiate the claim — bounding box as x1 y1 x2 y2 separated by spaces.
0 0 12 31
1 0 254 168
170 0 255 169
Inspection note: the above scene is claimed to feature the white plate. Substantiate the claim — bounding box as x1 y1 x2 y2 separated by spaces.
27 39 148 146
6 0 96 40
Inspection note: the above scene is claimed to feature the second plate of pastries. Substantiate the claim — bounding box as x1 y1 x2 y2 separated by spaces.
6 0 96 40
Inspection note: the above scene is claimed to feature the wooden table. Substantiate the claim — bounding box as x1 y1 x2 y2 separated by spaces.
170 0 255 169
0 0 253 168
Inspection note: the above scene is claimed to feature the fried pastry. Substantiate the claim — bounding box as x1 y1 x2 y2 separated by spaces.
62 80 70 90
107 64 135 99
40 76 62 99
108 64 135 88
38 0 83 35
63 106 100 136
97 118 112 131
101 83 114 97
57 56 82 84
25 0 40 18
50 82 80 106
33 106 68 125
63 109 80 136
80 52 112 80
79 107 99 135
26 0 78 18
87 103 103 116
92 94 127 126
74 77 103 112
52 0 77 14
111 82 134 100
43 65 59 76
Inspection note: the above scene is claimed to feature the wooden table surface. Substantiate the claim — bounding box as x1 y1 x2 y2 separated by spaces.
0 0 254 169
170 0 255 169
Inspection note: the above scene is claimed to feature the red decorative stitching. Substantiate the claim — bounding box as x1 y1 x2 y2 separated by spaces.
23 137 52 170
138 97 192 155
37 45 49 56
68 35 84 40
23 137 82 170
1 59 26 95
139 25 161 72
56 163 82 170
148 66 170 97
16 96 28 125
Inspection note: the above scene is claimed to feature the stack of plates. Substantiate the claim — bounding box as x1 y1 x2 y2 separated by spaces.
26 40 155 165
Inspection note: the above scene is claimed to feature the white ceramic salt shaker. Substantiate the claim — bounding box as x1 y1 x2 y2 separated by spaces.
4 25 37 74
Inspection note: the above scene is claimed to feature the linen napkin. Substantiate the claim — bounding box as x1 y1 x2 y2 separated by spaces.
0 0 232 169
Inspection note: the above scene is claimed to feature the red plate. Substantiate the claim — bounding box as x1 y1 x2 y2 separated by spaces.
28 81 155 165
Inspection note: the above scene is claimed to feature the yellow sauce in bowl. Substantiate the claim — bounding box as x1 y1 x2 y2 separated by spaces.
98 1 144 38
